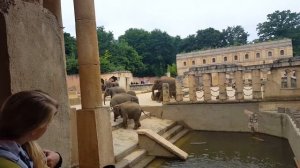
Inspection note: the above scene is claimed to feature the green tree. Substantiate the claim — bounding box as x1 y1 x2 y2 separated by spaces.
195 28 223 49
66 55 78 74
97 26 115 56
110 40 145 76
167 63 177 77
64 32 78 74
256 10 300 55
221 25 249 46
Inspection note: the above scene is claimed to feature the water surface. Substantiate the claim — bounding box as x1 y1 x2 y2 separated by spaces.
147 131 296 168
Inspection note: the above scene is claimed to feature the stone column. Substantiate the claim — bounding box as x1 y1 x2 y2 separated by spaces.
188 74 197 102
74 0 115 167
176 79 183 102
218 72 227 101
296 69 300 88
162 83 170 103
234 71 244 100
252 69 262 100
43 0 63 28
203 73 211 101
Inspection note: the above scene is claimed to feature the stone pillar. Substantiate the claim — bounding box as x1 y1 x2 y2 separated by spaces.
296 69 300 88
287 70 292 88
188 74 197 102
176 79 183 102
74 0 115 167
252 69 262 100
203 73 211 101
218 72 227 101
43 0 63 28
162 83 170 103
234 71 244 100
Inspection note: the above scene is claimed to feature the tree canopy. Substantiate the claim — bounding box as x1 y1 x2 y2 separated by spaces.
64 10 300 76
256 10 300 55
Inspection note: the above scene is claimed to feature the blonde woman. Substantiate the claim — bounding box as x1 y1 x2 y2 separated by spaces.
0 90 62 168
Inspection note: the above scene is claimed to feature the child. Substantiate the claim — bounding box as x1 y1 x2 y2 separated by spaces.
0 90 62 168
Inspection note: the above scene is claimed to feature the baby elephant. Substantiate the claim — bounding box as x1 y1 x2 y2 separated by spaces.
113 101 142 129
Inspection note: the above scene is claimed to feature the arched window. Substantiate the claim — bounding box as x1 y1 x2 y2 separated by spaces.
256 53 260 58
234 55 238 60
192 60 195 65
203 59 206 64
268 51 272 57
224 56 227 62
183 62 186 66
280 50 284 56
245 54 249 59
212 58 216 63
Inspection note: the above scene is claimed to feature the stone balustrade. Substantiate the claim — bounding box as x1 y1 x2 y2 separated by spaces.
162 57 300 103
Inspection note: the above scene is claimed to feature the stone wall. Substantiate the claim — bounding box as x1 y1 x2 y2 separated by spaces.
151 101 300 165
0 1 70 166
177 39 293 76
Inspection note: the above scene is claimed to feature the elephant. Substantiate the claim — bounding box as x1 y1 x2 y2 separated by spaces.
113 101 142 129
151 76 176 102
103 86 126 105
102 80 119 91
110 93 139 121
126 90 136 96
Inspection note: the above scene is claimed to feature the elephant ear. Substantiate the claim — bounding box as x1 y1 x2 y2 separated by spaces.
114 105 120 110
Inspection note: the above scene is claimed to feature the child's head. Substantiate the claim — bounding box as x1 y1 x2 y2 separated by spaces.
0 90 58 140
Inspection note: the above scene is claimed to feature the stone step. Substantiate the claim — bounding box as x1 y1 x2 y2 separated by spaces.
113 117 176 164
132 156 156 168
162 125 184 140
169 128 190 144
115 149 147 168
114 120 188 168
125 127 189 168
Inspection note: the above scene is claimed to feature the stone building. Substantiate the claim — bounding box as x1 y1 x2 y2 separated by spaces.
177 39 293 76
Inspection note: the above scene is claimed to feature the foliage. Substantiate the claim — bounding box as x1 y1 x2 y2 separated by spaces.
64 32 78 75
167 63 177 77
256 10 300 55
221 26 249 46
97 26 115 56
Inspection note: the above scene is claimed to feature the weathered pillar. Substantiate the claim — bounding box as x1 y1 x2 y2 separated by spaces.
188 74 197 102
74 0 115 167
234 71 244 100
296 69 300 88
43 0 63 28
175 79 183 102
218 72 227 101
252 69 262 100
287 70 292 88
162 83 170 103
203 73 211 101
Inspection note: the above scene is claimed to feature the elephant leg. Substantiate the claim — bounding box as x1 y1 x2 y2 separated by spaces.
133 120 141 129
122 113 128 128
133 114 141 129
114 113 119 122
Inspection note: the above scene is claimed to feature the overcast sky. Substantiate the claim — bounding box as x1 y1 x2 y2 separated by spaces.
61 0 300 41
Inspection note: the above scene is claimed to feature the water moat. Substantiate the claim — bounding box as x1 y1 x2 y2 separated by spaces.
148 131 296 168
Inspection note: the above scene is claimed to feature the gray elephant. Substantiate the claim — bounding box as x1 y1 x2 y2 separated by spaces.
126 90 136 96
103 86 126 105
113 101 142 129
102 80 119 91
110 93 139 121
151 76 176 102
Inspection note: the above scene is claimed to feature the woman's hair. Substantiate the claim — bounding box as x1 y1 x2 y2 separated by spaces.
0 90 58 139
24 141 49 168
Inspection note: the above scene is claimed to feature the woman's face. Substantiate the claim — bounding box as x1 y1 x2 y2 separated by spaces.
29 110 57 141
